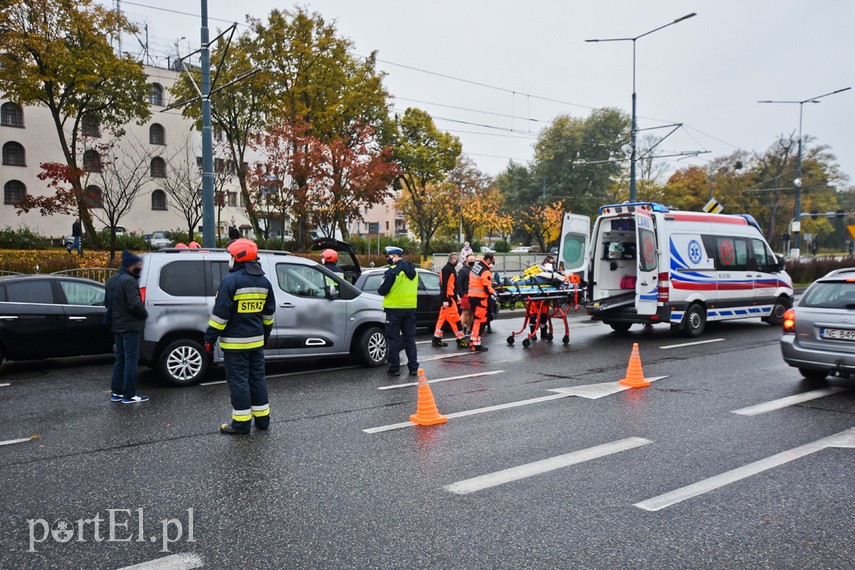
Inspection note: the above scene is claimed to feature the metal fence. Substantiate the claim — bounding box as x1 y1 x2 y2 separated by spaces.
430 253 543 275
0 270 24 277
51 267 117 283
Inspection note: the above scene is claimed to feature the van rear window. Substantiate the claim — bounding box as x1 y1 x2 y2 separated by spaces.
159 261 206 297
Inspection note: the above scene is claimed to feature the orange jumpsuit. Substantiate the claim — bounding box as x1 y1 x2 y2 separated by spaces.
434 262 464 341
467 259 495 348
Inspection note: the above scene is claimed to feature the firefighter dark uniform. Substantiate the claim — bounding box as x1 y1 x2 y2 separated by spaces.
433 257 467 348
204 239 275 434
468 256 496 352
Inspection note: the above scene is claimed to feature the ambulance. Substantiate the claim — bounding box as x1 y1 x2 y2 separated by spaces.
558 202 793 336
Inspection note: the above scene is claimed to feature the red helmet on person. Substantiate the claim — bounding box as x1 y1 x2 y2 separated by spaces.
322 249 338 263
227 238 258 262
175 243 188 249
188 241 201 249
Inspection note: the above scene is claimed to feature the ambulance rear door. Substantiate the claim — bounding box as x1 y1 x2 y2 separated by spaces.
557 213 590 281
635 210 659 315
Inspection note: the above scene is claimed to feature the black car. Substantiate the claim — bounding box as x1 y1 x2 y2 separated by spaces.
0 276 114 366
354 268 442 328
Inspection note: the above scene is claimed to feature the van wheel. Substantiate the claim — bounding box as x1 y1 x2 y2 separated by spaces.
763 296 791 326
681 304 706 337
799 368 828 382
608 322 632 333
354 326 387 367
158 339 208 386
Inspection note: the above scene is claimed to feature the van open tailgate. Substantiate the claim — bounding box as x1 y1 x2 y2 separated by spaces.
586 291 635 313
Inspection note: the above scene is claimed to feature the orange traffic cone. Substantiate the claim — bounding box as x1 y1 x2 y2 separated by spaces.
619 343 650 388
409 368 447 426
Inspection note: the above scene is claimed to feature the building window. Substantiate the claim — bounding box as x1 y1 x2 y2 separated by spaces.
151 189 167 210
196 156 203 170
82 149 102 173
149 83 164 106
386 221 390 231
150 156 166 178
81 115 100 137
3 180 26 204
213 124 223 142
227 192 237 207
1 102 24 128
2 141 25 166
149 123 165 145
86 185 103 209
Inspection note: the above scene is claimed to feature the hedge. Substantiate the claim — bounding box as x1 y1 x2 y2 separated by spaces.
786 257 855 284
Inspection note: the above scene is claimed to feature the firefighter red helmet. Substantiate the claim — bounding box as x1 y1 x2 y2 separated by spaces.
322 249 338 263
175 243 188 249
188 241 201 249
227 238 258 262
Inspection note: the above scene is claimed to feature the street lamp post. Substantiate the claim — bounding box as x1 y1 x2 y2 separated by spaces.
759 87 851 258
586 13 696 202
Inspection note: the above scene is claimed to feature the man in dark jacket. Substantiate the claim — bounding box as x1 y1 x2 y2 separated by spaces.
377 246 419 376
105 251 148 403
204 239 275 434
66 217 83 256
457 253 476 336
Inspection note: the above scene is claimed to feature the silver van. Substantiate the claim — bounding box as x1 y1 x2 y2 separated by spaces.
138 249 388 385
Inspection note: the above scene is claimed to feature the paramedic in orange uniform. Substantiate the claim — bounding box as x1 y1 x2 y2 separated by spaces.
432 253 468 349
467 252 496 352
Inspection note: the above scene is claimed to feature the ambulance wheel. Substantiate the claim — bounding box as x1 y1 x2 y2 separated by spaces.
522 338 531 348
562 335 570 345
158 338 208 386
681 304 706 338
763 296 791 326
507 336 515 345
608 322 632 333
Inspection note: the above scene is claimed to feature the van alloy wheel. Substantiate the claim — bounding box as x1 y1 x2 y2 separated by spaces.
367 330 387 363
166 345 203 382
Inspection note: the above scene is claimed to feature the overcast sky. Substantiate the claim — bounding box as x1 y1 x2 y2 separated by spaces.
110 0 855 186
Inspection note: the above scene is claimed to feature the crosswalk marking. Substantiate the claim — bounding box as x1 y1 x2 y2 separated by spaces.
0 435 39 447
732 387 846 416
118 553 204 570
445 437 652 495
634 427 855 511
549 376 668 399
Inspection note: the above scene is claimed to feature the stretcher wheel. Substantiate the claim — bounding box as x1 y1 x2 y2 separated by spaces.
507 336 515 345
522 338 531 348
562 335 570 345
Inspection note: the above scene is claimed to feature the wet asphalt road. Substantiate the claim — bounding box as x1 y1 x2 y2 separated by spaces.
2 312 855 569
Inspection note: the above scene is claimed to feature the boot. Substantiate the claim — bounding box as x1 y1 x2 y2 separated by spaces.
432 337 448 347
471 344 489 353
457 338 469 349
220 423 250 435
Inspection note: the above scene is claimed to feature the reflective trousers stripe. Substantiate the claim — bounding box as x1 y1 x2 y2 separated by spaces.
232 408 252 422
251 404 270 417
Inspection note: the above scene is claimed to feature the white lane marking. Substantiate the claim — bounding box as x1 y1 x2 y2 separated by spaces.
0 382 10 387
377 370 505 390
0 435 39 447
549 376 668 399
635 427 855 512
363 393 569 433
660 338 725 350
445 437 652 495
118 553 204 570
200 365 360 385
732 387 847 416
418 352 472 362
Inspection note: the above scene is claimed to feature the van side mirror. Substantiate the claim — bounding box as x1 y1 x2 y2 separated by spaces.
773 256 786 272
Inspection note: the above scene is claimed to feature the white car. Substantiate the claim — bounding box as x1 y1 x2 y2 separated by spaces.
510 246 533 253
149 231 172 250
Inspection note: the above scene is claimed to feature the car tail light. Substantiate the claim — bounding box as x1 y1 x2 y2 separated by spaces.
657 272 670 302
782 308 795 333
140 287 146 303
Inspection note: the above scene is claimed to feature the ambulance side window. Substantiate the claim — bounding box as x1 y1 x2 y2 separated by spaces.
751 239 771 271
714 237 749 271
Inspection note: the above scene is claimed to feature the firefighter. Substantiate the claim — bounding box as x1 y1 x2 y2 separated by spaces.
321 249 343 275
468 252 496 352
432 253 468 348
204 238 276 435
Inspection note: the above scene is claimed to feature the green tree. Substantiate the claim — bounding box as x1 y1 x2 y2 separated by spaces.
533 108 630 216
391 108 462 255
0 0 150 245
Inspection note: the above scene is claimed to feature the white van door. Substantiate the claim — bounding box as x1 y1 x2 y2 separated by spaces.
635 210 659 315
557 213 590 279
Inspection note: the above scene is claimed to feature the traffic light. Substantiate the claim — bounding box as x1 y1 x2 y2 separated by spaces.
837 209 845 219
811 210 819 220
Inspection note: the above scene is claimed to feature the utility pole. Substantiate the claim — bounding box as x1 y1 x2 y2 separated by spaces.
200 0 215 248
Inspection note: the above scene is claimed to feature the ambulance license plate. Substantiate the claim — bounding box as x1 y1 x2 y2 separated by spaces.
820 328 855 341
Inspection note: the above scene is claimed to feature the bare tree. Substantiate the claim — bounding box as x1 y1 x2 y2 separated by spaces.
83 134 154 261
162 136 204 242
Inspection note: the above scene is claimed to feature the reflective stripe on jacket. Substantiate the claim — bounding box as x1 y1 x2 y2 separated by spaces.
468 260 495 298
204 263 275 350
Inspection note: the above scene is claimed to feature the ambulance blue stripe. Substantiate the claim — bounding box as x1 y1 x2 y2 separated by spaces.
669 239 689 270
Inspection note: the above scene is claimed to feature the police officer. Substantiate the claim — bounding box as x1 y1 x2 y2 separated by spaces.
204 238 276 435
321 248 343 275
377 246 419 376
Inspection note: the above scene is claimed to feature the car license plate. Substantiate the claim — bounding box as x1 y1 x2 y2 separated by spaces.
820 328 855 341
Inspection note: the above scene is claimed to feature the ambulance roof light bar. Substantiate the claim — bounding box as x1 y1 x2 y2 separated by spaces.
599 202 670 215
